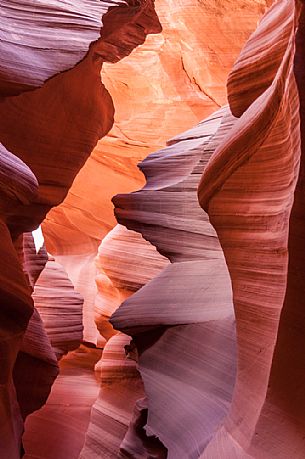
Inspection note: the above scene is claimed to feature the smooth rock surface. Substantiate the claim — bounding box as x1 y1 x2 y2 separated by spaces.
199 1 305 456
112 107 238 458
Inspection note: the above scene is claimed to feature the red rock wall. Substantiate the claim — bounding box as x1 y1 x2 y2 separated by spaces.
0 0 286 458
112 107 238 457
41 0 269 346
198 0 305 456
0 2 162 457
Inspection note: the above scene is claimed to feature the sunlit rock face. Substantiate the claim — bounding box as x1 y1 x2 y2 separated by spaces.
112 107 238 458
42 0 269 345
39 0 163 345
197 0 305 457
33 256 84 359
109 1 305 457
0 1 111 95
0 2 162 457
95 224 168 341
79 224 168 456
2 0 299 458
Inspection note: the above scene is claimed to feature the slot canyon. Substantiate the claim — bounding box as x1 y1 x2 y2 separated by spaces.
1 0 305 458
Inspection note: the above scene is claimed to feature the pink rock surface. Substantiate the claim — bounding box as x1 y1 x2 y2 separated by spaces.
0 146 38 458
23 346 102 459
12 233 59 449
33 256 84 359
2 0 300 457
198 1 305 456
80 224 167 456
79 334 146 459
112 107 238 457
0 0 111 95
1 2 162 456
42 0 267 347
95 224 168 341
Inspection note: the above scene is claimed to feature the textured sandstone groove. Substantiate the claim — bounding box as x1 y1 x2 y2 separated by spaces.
33 256 84 359
198 1 305 457
112 107 238 458
80 224 167 457
95 224 169 341
42 0 268 346
0 2 161 457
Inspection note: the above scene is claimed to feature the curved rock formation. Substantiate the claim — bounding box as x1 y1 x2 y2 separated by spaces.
40 0 163 345
23 345 102 459
0 0 110 95
198 0 305 457
2 0 294 457
0 146 38 458
80 333 146 459
22 232 48 288
80 223 167 456
95 224 168 341
33 256 84 359
112 107 237 458
1 2 162 457
44 0 270 254
42 0 268 345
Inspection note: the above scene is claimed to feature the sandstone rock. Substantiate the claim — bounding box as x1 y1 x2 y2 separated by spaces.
42 0 268 347
1 2 161 456
23 346 102 459
95 224 168 341
0 146 38 458
79 334 146 459
0 0 110 95
112 107 238 458
33 256 84 359
198 1 305 456
0 0 287 457
79 223 167 456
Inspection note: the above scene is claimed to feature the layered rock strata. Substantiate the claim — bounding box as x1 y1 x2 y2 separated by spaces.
0 2 162 457
197 0 305 457
33 256 84 359
42 0 269 345
79 334 146 459
0 145 40 458
44 0 270 258
1 0 295 458
80 224 168 456
95 224 169 341
23 346 102 459
40 0 162 345
112 106 238 458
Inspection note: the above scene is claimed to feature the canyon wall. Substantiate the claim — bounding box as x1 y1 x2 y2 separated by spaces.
2 0 302 458
198 1 305 456
42 0 270 345
112 106 237 458
0 1 162 456
106 0 305 457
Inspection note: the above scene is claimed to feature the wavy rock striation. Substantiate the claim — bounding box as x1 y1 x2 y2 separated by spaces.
0 145 39 458
0 2 162 457
14 233 58 424
40 0 163 345
112 106 238 458
79 333 145 459
33 256 84 359
42 0 268 346
95 223 168 341
80 223 167 457
198 0 305 457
